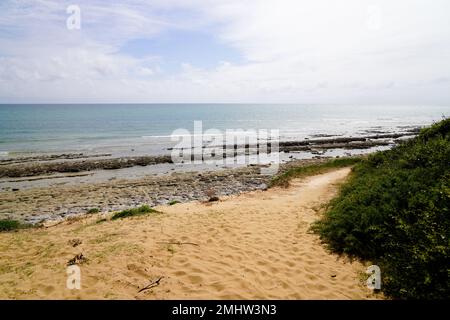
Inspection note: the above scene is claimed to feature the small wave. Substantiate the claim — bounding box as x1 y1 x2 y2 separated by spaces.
142 132 275 139
0 151 9 157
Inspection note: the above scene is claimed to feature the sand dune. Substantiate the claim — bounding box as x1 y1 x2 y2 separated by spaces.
0 168 380 299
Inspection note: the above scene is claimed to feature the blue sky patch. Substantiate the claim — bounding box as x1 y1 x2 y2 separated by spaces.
118 29 244 73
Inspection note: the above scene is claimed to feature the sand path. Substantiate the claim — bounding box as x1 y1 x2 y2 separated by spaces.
0 168 376 299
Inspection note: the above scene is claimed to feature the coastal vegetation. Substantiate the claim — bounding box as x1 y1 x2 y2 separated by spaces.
111 205 160 220
270 157 362 188
0 219 31 232
313 117 450 299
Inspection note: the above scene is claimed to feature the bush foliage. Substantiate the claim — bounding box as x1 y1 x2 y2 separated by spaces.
0 219 32 232
314 117 450 299
0 219 21 232
111 205 159 220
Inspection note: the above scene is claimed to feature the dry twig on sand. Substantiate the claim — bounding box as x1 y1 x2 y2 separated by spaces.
138 276 164 293
157 241 199 246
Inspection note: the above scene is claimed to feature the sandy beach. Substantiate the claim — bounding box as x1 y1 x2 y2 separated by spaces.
0 167 380 299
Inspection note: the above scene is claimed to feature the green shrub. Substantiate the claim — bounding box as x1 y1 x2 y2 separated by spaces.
313 117 450 299
0 219 32 232
87 208 100 214
0 219 21 231
111 205 159 220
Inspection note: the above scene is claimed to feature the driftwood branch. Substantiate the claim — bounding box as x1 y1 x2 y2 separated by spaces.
138 276 164 293
157 241 199 246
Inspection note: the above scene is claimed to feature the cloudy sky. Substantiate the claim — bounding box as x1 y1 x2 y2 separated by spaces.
0 0 449 103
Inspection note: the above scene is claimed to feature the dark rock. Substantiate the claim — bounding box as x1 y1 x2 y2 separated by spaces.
68 238 82 247
67 253 88 266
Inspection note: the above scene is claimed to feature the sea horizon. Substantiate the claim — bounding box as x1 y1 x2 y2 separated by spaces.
1 103 448 157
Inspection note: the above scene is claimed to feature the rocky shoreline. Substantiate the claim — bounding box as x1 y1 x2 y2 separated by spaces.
0 158 339 224
0 155 173 178
0 130 418 179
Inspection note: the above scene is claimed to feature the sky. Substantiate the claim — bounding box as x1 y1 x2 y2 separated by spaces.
0 0 449 104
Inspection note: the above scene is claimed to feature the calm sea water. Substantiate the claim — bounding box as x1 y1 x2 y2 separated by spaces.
0 104 448 157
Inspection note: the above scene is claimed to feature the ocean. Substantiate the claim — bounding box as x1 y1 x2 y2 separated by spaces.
0 104 449 157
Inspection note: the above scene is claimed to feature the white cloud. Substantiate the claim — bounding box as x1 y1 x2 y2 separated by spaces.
0 0 449 103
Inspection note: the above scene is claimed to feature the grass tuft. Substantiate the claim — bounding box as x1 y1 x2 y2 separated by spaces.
270 157 362 188
111 205 160 220
95 218 107 224
0 219 32 232
87 208 100 214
